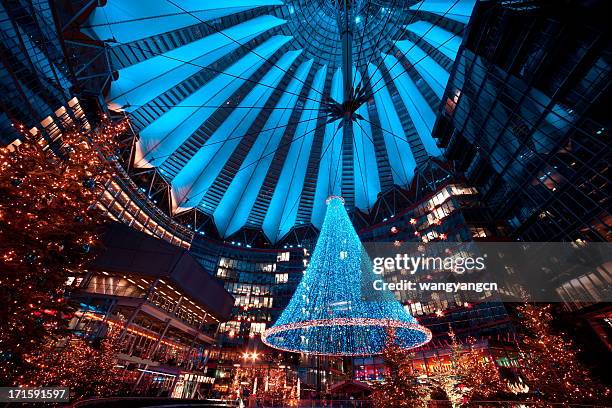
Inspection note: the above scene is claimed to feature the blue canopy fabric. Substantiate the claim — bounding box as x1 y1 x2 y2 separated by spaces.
81 0 476 242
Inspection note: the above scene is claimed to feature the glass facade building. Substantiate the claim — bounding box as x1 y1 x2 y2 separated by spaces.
434 0 610 242
0 0 76 143
190 239 308 347
432 0 611 378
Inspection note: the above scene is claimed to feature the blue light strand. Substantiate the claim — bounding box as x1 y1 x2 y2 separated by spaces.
262 196 431 355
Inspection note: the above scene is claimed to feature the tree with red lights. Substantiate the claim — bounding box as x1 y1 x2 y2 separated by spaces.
373 326 506 407
371 330 430 408
434 327 505 405
0 119 125 387
19 330 128 398
517 303 611 405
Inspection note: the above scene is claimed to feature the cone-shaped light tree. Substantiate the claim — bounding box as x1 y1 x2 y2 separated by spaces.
262 196 431 356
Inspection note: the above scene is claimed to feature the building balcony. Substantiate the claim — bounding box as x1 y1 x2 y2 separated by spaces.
66 223 234 364
70 286 216 343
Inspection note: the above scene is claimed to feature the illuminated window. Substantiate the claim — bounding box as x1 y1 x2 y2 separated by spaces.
261 263 276 272
471 227 488 238
217 267 235 278
250 322 266 334
219 321 241 333
450 185 478 196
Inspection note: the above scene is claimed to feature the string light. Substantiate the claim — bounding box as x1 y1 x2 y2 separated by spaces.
262 197 431 356
230 356 299 405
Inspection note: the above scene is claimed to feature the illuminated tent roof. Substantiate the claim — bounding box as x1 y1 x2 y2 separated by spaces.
79 0 475 242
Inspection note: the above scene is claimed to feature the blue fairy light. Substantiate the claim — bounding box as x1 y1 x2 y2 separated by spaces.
262 196 431 356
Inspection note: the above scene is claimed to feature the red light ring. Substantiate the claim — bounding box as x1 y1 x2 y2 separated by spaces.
261 317 432 356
